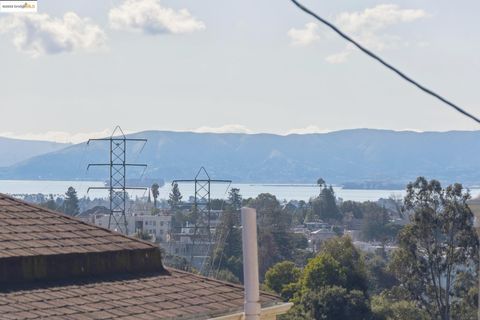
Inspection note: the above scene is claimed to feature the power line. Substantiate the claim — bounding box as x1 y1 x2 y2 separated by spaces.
289 0 480 125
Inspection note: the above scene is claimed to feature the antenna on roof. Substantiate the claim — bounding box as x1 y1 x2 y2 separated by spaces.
86 126 148 234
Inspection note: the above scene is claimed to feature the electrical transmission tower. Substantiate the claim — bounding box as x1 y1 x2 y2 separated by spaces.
173 167 231 267
87 126 147 234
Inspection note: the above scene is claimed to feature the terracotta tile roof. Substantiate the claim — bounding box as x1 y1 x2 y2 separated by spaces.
0 269 281 320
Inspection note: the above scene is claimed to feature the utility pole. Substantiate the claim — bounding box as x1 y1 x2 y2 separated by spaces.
173 167 231 268
87 126 147 234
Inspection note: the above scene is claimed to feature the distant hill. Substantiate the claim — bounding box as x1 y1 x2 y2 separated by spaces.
0 137 70 167
0 129 479 186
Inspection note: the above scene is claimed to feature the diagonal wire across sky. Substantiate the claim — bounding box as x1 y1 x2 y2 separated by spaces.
290 0 480 125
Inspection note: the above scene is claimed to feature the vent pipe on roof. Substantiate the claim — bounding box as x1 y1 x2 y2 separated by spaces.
241 207 261 320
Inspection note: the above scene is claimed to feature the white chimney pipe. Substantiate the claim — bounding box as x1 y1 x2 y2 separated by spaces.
241 207 261 320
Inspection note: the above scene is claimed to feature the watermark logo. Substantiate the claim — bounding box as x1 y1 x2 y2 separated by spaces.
0 0 37 13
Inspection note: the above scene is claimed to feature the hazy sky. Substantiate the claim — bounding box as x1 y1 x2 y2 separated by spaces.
0 0 479 142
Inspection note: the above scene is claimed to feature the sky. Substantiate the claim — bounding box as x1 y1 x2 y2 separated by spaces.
0 0 479 143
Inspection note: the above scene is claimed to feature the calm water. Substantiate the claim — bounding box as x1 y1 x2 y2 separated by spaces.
2 180 479 202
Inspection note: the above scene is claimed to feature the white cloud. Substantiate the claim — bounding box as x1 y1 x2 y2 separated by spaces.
325 50 352 64
288 4 427 63
0 12 106 57
193 124 252 134
336 4 426 35
335 4 426 52
0 129 118 144
109 0 205 35
285 126 331 135
287 22 320 46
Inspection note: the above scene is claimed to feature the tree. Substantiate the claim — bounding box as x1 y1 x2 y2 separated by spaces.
151 183 160 210
246 193 297 277
451 271 478 320
284 236 371 319
168 182 182 209
63 186 79 216
163 254 190 271
211 207 243 281
40 194 58 211
340 200 363 219
289 200 309 226
317 236 368 292
317 178 325 193
301 253 347 290
264 261 301 300
228 188 242 212
215 269 240 284
289 286 371 320
389 177 479 320
361 202 390 241
371 292 429 320
310 185 342 222
365 253 398 295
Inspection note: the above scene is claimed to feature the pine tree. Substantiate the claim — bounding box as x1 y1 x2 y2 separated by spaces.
168 183 182 209
311 182 341 222
63 187 79 216
228 188 242 211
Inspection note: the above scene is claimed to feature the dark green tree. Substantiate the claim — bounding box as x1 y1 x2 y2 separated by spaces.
246 193 296 277
364 253 398 295
41 194 58 211
209 189 243 281
215 269 240 284
451 271 478 320
310 185 341 222
301 253 347 290
317 177 325 193
284 236 371 319
389 177 479 320
163 254 190 271
168 182 182 209
63 186 79 216
228 188 242 211
361 202 390 241
264 261 301 300
151 183 160 210
318 236 368 292
294 286 371 320
371 292 429 320
340 200 363 219
211 208 243 281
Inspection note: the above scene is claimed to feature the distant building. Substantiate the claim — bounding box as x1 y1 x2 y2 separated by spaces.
93 213 172 242
165 209 225 269
310 227 337 252
293 221 339 252
353 241 398 254
305 221 330 231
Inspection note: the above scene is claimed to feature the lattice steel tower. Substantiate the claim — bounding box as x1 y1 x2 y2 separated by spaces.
173 167 231 265
87 126 147 234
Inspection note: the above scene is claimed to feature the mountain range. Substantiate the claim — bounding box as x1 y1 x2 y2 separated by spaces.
0 129 479 186
0 137 70 167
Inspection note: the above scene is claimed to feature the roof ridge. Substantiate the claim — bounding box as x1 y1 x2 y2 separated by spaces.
167 268 280 300
0 192 157 249
0 193 165 283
